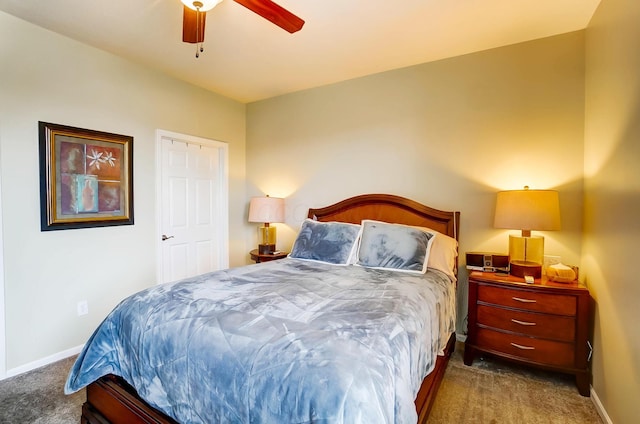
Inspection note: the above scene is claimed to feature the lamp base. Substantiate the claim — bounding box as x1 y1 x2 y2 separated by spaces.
510 261 542 278
258 244 276 255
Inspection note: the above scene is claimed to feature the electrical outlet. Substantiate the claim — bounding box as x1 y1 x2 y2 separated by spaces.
543 255 561 270
77 300 89 316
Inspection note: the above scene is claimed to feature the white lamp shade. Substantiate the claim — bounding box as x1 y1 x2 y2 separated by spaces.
494 188 561 232
248 196 285 223
181 0 223 12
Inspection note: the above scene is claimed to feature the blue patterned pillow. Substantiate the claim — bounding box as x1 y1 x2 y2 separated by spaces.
356 220 435 273
289 219 361 265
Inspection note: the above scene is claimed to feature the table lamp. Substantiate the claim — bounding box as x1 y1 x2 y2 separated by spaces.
494 186 561 278
248 195 285 254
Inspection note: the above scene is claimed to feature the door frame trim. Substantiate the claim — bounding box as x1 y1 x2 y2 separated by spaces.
155 130 229 284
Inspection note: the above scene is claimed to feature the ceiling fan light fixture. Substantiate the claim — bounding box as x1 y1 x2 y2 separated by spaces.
181 0 223 12
180 0 304 58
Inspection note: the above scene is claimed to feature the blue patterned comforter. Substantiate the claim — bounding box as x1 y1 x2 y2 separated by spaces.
65 258 456 423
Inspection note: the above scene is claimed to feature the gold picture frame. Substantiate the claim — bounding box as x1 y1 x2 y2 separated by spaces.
39 122 134 231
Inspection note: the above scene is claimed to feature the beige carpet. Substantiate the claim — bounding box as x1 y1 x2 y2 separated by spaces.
427 343 603 424
0 356 83 423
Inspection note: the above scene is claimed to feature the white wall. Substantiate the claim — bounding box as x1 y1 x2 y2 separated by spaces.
0 11 246 371
584 0 640 421
247 32 586 335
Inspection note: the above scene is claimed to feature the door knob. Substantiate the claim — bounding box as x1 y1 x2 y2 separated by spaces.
162 234 174 241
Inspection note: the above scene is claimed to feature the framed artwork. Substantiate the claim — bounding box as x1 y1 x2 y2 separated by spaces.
39 122 134 231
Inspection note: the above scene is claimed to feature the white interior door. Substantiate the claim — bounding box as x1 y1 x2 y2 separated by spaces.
157 130 228 284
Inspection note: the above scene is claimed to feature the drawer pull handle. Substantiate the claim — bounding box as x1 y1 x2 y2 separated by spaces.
512 296 536 303
511 342 535 350
511 319 536 326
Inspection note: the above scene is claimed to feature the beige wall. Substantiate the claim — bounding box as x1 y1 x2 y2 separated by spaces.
0 11 246 371
247 32 586 335
584 0 640 422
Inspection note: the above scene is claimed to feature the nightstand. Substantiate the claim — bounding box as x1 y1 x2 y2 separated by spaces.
464 271 591 396
250 249 288 263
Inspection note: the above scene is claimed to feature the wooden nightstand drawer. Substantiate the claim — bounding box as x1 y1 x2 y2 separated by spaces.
478 284 577 316
465 271 591 396
477 304 576 342
476 327 575 368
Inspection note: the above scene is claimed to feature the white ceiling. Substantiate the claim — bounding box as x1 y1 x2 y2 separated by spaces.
0 0 600 103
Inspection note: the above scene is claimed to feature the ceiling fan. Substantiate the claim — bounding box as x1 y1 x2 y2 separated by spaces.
181 0 305 57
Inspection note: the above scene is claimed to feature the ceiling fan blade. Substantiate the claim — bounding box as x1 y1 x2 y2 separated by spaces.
233 0 305 33
183 5 206 43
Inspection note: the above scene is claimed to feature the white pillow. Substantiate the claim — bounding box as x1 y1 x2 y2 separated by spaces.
415 226 458 281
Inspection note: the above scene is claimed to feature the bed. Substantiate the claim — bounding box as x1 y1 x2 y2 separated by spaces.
66 194 460 424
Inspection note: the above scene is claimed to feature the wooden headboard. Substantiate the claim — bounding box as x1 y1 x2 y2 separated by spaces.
307 193 460 241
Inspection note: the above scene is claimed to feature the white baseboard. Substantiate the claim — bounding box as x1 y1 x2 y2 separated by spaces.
590 386 613 424
2 344 84 380
456 333 467 342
